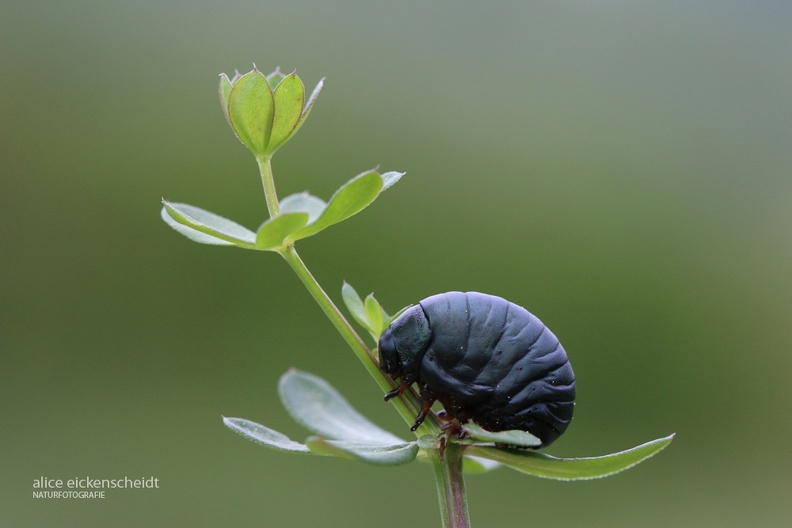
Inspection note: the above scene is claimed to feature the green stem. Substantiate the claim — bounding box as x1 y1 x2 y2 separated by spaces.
256 156 279 217
430 441 471 528
280 246 374 369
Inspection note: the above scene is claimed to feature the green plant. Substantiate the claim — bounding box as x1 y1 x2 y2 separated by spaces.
161 66 674 528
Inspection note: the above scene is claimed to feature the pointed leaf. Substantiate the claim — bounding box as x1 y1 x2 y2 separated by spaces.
292 172 383 240
219 73 233 126
461 423 542 448
279 193 327 224
364 294 386 337
161 207 232 246
292 78 324 136
227 70 274 155
380 171 405 192
306 437 418 466
222 417 310 453
278 369 404 445
255 212 309 250
467 434 675 481
267 72 305 154
161 201 256 248
463 456 502 474
341 282 371 332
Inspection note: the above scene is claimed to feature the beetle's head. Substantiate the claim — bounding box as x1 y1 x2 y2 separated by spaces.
377 305 431 381
378 328 402 378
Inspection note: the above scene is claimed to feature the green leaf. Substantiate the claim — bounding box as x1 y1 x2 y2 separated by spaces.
222 416 417 465
340 282 391 341
161 206 231 246
461 423 542 448
218 73 233 126
292 171 384 240
278 369 405 445
341 282 371 332
380 171 405 191
305 437 419 466
364 294 387 337
467 434 675 481
279 193 327 224
161 201 256 248
274 171 403 243
222 416 310 453
255 212 309 250
267 72 305 155
227 69 274 156
292 78 324 136
463 456 502 474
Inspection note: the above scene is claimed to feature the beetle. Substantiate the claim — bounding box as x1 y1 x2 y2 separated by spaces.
378 291 575 448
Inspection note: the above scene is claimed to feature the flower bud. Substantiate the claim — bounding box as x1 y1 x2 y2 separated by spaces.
219 66 323 158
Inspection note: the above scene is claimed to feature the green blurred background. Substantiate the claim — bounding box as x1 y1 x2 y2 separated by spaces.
2 1 791 526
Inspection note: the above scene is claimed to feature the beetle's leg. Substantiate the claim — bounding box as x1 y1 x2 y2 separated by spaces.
454 411 472 439
440 420 464 438
383 380 411 402
438 406 461 434
410 398 435 431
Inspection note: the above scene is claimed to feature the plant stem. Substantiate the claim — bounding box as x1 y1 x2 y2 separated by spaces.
430 441 471 528
280 246 374 368
256 156 279 217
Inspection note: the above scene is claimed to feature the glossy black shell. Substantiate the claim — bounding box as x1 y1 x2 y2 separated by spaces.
378 291 575 448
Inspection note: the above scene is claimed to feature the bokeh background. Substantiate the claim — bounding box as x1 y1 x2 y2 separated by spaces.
3 1 791 526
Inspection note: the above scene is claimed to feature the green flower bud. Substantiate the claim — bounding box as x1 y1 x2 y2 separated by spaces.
219 66 323 158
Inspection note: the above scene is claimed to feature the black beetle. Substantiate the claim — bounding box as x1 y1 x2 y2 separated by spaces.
378 291 575 448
